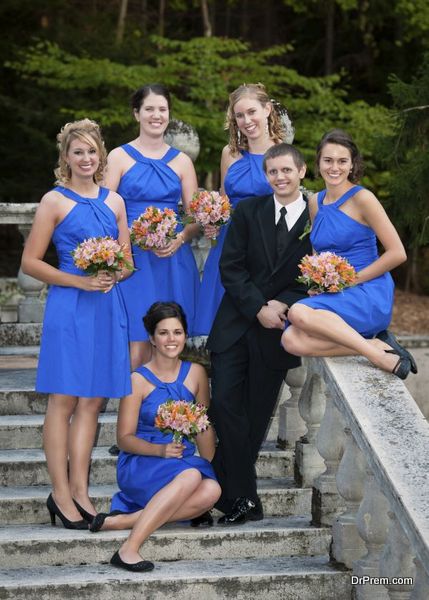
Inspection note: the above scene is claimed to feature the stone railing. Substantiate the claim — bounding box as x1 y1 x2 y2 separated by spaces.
0 202 211 324
283 356 429 599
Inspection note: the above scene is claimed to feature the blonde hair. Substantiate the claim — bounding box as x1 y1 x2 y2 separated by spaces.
225 83 285 155
54 119 107 186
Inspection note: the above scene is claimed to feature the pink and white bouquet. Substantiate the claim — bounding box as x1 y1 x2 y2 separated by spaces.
130 206 178 250
71 236 133 276
297 251 357 294
185 190 232 246
155 399 210 443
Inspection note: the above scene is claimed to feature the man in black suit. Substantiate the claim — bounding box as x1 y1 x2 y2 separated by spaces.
207 143 312 525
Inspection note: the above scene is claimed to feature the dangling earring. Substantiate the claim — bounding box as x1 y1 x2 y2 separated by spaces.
265 119 269 135
237 129 242 145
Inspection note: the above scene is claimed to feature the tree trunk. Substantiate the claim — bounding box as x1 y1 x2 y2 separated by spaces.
116 0 129 46
159 0 166 37
324 0 335 75
201 0 212 37
141 0 148 35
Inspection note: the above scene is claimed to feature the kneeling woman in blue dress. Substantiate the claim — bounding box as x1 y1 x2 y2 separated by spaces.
21 119 133 529
282 129 417 379
90 302 220 572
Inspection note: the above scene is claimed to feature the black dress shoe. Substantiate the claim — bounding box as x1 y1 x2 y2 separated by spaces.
190 511 213 528
218 497 264 525
110 550 154 573
376 329 418 374
392 356 412 380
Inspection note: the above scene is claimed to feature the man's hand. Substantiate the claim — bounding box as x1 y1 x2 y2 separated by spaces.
256 305 287 329
267 299 289 315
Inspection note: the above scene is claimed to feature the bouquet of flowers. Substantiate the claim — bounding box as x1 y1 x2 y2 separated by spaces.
130 206 178 250
297 251 357 294
185 190 232 246
155 399 210 443
71 236 133 276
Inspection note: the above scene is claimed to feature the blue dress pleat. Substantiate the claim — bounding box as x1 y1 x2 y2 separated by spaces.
117 145 200 341
36 186 131 397
193 151 273 335
111 361 217 513
295 186 394 338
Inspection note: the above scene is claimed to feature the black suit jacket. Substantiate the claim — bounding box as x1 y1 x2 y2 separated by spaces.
207 193 312 370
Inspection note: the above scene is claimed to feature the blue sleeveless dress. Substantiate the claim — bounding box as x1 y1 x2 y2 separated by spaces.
117 144 200 341
193 151 273 335
111 361 217 513
294 186 394 338
36 187 131 397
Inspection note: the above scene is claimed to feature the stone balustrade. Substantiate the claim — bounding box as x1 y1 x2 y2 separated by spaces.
287 355 429 599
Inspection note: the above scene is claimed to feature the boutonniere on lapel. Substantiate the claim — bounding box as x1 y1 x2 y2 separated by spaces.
299 219 312 240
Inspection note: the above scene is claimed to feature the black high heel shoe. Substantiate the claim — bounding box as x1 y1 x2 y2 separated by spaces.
46 493 88 530
392 356 412 380
89 510 123 533
73 499 96 523
376 329 418 374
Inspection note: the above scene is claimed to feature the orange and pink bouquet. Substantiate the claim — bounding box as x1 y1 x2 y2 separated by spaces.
185 190 232 246
130 206 178 250
155 399 210 443
71 236 133 276
297 251 357 294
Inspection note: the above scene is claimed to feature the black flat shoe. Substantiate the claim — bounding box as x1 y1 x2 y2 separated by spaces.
392 356 412 380
89 510 123 533
218 496 263 526
190 511 213 528
73 499 96 523
110 550 154 573
46 493 88 530
108 444 120 456
376 329 418 374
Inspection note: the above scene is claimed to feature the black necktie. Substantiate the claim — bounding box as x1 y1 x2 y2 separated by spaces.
276 206 288 257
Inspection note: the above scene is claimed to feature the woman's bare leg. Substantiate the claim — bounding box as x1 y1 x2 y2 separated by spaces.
43 394 82 521
130 341 152 370
68 396 105 516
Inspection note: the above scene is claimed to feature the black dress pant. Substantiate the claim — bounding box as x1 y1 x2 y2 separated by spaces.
210 324 286 512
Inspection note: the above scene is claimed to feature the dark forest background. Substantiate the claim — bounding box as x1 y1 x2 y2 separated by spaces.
0 0 428 290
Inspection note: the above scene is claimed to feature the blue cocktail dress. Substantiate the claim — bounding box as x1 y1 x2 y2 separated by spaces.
36 186 131 397
117 144 200 341
111 361 217 513
193 151 272 335
293 185 394 337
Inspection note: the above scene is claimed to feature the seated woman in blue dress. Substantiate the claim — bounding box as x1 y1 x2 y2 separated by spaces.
281 129 417 379
90 302 221 572
21 119 133 529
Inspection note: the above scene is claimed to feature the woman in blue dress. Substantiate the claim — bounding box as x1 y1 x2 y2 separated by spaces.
281 129 417 379
89 302 220 572
194 83 292 335
21 119 133 529
104 84 200 369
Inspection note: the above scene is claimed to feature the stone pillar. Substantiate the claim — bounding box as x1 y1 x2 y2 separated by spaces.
294 370 326 488
266 377 288 444
331 427 366 566
17 225 44 323
277 364 307 449
353 470 390 600
312 393 346 526
379 511 415 599
410 558 429 600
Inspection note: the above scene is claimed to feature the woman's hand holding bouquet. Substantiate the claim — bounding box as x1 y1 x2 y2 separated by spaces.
297 251 357 295
184 190 232 247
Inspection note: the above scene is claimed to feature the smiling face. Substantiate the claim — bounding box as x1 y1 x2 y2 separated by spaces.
318 143 353 187
233 94 271 142
65 136 100 181
150 317 186 358
134 92 169 137
265 153 306 203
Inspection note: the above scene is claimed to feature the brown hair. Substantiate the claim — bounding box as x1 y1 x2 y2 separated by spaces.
315 129 364 183
263 143 306 172
54 119 107 186
225 83 285 155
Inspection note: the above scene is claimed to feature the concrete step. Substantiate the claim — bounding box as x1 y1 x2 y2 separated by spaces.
0 516 331 568
0 444 294 487
0 478 311 526
0 555 351 599
0 324 42 347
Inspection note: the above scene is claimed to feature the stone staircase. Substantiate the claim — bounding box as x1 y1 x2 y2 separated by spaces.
0 369 352 599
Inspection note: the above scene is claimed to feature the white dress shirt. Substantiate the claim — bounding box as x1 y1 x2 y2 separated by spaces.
274 193 306 230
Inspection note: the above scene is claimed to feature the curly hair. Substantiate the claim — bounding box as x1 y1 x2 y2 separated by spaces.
54 119 107 186
315 129 364 183
225 83 286 156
